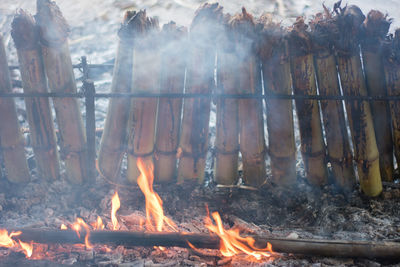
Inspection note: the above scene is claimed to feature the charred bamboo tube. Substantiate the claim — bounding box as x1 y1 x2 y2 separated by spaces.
258 18 296 187
309 12 355 192
229 9 266 187
383 30 400 166
12 228 400 259
98 11 136 181
154 23 187 182
126 11 160 183
36 0 87 184
11 10 60 180
361 10 394 182
214 16 239 185
288 18 328 186
177 3 222 183
334 5 382 196
0 34 30 183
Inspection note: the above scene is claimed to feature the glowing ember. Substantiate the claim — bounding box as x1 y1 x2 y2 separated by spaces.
91 216 105 230
60 224 68 230
136 157 176 232
19 240 33 258
111 191 120 230
205 212 274 260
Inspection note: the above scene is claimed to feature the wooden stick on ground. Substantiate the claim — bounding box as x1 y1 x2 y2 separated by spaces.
214 15 239 185
361 10 394 182
383 29 400 167
98 11 137 181
154 22 187 182
11 10 60 181
288 17 328 186
178 3 223 183
230 8 266 187
258 16 296 187
11 228 400 259
0 34 30 183
36 0 87 184
333 5 382 196
309 10 355 192
126 11 160 183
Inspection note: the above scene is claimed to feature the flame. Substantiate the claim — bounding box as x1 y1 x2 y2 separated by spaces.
19 240 33 258
111 192 120 230
60 224 67 230
136 157 176 232
0 229 19 247
205 212 274 260
91 216 105 230
72 218 93 249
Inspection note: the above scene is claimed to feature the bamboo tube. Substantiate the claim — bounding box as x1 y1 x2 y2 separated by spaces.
383 29 400 167
333 5 382 196
177 3 223 183
154 22 187 182
0 34 30 183
11 10 60 180
309 11 355 192
98 11 137 181
361 10 394 182
214 15 239 185
229 8 266 187
288 18 328 186
257 17 296 187
126 11 160 183
36 0 87 184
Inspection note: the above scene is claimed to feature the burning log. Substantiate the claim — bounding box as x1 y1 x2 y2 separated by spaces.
154 22 187 182
258 17 296 187
10 228 400 260
309 10 355 192
333 5 382 196
178 3 223 183
0 34 30 183
214 15 239 185
361 10 394 182
36 0 87 184
288 17 328 186
11 10 60 181
231 8 266 187
126 11 160 183
98 11 136 181
383 30 400 167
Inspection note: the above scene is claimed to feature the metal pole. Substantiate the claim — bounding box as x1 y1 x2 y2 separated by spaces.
83 79 96 181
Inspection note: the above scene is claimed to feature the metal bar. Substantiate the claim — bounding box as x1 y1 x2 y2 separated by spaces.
83 79 96 182
8 63 114 71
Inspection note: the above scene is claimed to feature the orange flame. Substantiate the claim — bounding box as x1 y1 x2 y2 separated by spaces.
0 229 19 247
19 240 33 258
91 216 105 230
60 224 67 230
111 192 120 230
205 212 274 260
136 158 176 232
72 218 93 249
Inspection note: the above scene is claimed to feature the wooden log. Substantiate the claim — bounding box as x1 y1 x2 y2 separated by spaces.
258 17 296 187
214 15 239 185
36 0 87 184
98 11 136 181
178 3 223 183
309 11 355 192
154 22 187 182
126 11 160 183
0 34 30 183
333 5 382 196
11 10 60 181
382 29 400 167
230 8 266 187
288 18 328 186
11 228 400 259
361 10 394 182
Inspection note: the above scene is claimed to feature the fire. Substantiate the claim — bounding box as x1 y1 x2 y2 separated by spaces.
205 212 274 260
19 240 33 257
60 224 67 230
91 216 105 230
136 157 176 232
111 191 120 230
72 218 93 249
